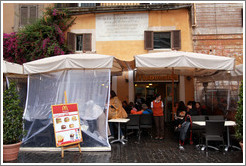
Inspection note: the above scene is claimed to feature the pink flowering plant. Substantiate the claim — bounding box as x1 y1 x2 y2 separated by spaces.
3 7 76 64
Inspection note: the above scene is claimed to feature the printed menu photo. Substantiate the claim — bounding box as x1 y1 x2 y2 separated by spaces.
51 104 83 147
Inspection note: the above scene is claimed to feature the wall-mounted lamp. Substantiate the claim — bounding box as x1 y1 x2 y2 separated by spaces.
186 76 192 81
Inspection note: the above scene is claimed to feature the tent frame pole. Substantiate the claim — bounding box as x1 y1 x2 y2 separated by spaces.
171 68 174 120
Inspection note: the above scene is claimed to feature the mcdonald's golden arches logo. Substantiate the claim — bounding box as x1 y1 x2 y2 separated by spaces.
62 105 69 113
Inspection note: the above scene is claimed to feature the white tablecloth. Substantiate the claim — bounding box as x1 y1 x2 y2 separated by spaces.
192 121 236 127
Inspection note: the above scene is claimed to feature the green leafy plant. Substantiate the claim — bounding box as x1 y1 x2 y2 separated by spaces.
3 7 76 64
3 82 25 144
235 81 243 141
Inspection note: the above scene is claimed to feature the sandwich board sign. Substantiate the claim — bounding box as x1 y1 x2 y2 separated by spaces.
51 103 83 147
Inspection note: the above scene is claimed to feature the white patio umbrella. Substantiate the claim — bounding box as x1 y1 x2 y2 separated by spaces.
196 64 243 82
135 51 235 113
3 60 24 75
23 53 122 75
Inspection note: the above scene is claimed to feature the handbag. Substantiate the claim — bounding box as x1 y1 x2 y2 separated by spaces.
108 105 119 119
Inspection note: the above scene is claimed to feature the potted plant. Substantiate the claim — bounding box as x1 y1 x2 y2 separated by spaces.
3 82 25 161
235 81 243 152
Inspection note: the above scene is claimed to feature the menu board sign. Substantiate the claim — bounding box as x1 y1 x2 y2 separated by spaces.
51 103 83 147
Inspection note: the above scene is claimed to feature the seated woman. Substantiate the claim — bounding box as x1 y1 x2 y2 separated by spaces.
174 101 186 129
131 104 153 115
176 101 187 117
195 102 207 115
108 90 128 139
122 101 132 115
177 101 193 150
130 105 143 115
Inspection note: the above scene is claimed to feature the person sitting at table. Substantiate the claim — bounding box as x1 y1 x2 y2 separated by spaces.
176 101 187 117
190 101 198 115
122 100 132 115
131 104 153 115
108 90 128 140
141 104 153 114
129 102 137 112
174 101 187 130
177 101 193 150
195 102 207 115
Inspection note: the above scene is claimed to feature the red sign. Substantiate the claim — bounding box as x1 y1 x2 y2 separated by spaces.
51 103 83 147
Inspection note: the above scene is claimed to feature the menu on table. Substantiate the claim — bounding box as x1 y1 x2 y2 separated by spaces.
51 103 83 147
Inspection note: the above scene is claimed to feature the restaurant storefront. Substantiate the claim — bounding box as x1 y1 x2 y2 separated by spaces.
134 72 179 122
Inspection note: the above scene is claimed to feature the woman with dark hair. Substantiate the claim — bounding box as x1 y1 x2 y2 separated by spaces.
176 101 186 117
195 102 207 115
122 100 131 114
174 101 187 130
151 94 164 140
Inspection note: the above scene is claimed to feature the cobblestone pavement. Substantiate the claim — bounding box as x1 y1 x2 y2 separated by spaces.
4 123 243 164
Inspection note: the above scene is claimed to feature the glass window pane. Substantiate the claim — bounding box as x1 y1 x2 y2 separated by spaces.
154 32 171 49
76 35 83 51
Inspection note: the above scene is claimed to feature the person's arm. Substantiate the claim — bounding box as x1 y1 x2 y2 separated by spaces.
147 109 153 114
111 97 120 110
135 111 143 115
178 117 185 127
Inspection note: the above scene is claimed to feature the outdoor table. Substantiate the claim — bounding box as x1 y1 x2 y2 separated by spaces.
192 120 240 151
108 118 130 144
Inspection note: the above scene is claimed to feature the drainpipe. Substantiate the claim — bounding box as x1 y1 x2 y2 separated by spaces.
192 3 197 27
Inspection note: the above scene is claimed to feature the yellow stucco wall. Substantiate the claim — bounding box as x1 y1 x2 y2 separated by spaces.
68 9 193 60
149 9 193 52
69 14 96 30
3 3 15 33
96 41 147 61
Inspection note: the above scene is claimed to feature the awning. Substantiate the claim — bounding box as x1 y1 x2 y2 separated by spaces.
231 64 243 77
196 64 243 82
23 54 123 74
3 60 23 75
135 51 235 76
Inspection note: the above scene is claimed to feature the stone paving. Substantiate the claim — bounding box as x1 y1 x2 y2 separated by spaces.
4 123 243 164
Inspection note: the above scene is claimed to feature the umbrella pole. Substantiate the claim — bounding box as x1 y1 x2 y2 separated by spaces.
172 68 174 120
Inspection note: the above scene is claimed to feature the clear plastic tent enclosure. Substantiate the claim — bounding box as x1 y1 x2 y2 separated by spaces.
22 69 111 149
20 54 120 150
